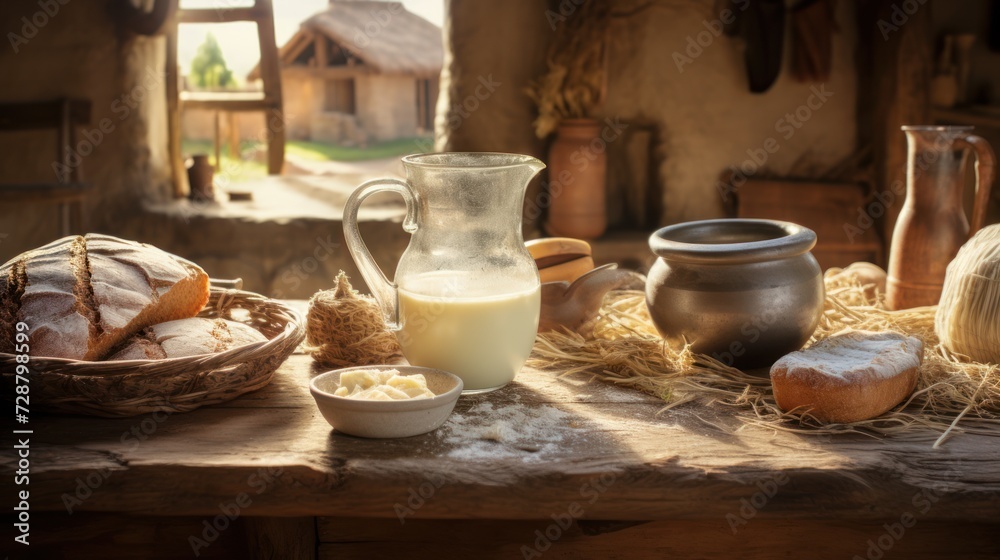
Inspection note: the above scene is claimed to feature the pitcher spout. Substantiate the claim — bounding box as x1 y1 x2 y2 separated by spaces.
520 157 546 193
523 156 546 178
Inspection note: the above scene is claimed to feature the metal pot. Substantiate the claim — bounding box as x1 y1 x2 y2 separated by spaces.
645 219 824 370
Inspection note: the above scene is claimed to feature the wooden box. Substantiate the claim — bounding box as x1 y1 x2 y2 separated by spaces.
736 179 884 270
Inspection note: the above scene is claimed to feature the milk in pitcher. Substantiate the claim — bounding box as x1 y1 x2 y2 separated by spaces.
397 271 540 392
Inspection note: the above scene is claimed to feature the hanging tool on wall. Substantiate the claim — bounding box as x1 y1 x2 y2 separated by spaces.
716 0 786 93
790 0 838 83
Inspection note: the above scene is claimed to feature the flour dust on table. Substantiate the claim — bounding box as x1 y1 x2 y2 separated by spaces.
438 400 575 462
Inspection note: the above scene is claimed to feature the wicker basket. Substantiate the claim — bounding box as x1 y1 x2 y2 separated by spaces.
0 289 305 417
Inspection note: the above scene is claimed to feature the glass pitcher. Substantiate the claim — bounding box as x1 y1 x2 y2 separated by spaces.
887 126 995 309
343 153 545 393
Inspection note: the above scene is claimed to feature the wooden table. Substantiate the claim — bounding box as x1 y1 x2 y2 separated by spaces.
9 346 1000 559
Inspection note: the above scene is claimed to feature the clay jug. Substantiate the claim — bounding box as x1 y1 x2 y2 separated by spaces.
887 126 995 309
187 154 215 202
544 119 607 240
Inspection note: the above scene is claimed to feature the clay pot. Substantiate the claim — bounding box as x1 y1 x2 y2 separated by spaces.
187 154 215 202
645 219 824 370
544 119 607 240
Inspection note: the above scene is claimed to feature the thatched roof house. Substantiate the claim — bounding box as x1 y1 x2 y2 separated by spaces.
250 1 442 145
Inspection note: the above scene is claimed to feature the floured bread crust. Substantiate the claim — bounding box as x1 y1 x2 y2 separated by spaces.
3 237 92 359
770 330 923 423
0 234 210 360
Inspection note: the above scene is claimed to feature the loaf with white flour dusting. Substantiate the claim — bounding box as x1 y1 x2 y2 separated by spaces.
0 234 210 360
769 330 923 423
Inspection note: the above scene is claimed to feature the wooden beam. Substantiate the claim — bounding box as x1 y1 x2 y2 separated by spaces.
932 107 1000 129
58 99 73 234
0 99 90 131
178 7 266 24
16 353 1000 521
314 33 327 68
282 65 373 79
246 517 316 560
228 112 241 160
180 92 278 112
166 24 188 198
249 29 314 81
255 0 285 175
180 99 278 112
285 31 313 65
865 0 933 247
0 183 88 203
214 110 221 169
56 99 71 183
315 518 1000 560
30 512 250 559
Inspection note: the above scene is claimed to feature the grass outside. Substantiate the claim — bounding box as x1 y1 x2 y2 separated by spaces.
182 137 429 185
285 137 428 162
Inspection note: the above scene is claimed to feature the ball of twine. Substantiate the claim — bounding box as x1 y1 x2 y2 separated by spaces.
936 224 1000 364
305 271 400 367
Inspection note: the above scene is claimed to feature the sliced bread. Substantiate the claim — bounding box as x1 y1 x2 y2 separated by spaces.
1 234 210 360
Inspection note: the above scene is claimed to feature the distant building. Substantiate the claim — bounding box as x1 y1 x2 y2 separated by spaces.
249 0 442 146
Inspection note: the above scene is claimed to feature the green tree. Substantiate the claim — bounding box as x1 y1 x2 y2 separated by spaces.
190 33 234 89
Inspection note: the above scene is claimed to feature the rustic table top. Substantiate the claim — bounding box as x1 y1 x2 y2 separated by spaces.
10 345 1000 522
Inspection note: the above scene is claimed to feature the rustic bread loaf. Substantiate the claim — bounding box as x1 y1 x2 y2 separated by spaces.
0 234 210 360
769 330 923 423
108 318 266 360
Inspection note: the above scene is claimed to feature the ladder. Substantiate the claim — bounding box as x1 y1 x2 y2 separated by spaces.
166 0 285 197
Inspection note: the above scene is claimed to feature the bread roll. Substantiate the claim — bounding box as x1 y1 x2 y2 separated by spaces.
108 318 266 360
824 262 887 303
769 330 922 423
0 234 210 360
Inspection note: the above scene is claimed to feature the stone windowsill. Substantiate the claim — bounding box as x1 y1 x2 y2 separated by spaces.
144 175 407 224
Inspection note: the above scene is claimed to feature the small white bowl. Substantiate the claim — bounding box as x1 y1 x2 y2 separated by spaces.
310 365 463 438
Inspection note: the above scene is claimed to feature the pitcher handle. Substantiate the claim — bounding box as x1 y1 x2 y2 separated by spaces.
958 134 996 236
342 178 418 330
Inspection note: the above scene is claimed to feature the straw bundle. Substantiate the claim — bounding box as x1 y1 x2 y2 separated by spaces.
529 275 1000 446
526 0 612 138
936 225 1000 364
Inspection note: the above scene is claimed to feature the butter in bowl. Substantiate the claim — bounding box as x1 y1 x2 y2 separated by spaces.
310 365 463 438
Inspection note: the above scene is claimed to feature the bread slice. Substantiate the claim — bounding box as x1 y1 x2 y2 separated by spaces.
769 330 923 423
108 318 266 360
0 234 210 360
